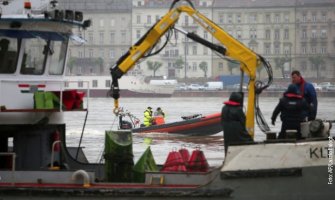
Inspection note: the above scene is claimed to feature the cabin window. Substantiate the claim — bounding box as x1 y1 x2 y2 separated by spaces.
0 37 18 74
49 40 67 75
20 38 46 75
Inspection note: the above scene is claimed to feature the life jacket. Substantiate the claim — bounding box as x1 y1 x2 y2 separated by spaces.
143 109 152 127
153 116 165 125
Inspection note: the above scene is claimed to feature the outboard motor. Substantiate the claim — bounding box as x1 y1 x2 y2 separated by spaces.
120 120 133 129
301 119 332 138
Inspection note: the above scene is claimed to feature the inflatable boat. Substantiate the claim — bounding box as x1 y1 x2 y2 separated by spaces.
132 113 222 136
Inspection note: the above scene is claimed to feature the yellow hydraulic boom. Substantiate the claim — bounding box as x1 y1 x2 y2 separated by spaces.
110 1 272 138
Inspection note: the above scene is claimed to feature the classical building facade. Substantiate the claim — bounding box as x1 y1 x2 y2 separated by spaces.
58 0 132 75
59 0 335 79
132 0 214 78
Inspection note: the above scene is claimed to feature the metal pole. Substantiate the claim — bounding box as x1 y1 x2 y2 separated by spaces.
76 110 88 160
184 35 187 79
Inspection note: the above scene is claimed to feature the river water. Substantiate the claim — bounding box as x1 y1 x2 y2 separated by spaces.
64 96 335 167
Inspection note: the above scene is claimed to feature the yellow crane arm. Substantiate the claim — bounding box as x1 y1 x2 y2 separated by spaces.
177 5 260 137
110 4 272 137
109 8 181 111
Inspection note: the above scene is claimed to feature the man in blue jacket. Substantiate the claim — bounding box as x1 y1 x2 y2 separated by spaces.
291 70 317 121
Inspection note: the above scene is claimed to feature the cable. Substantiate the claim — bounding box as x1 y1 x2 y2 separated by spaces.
254 55 273 133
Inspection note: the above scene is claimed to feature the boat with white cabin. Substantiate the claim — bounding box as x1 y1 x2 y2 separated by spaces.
63 75 176 97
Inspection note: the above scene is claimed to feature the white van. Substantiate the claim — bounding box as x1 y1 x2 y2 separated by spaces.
204 82 223 90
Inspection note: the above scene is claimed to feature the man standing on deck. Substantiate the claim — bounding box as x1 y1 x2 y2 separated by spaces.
143 107 153 127
291 70 317 121
221 92 253 154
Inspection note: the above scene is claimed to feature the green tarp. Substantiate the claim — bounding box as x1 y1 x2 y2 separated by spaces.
133 146 158 183
104 130 134 182
34 91 60 109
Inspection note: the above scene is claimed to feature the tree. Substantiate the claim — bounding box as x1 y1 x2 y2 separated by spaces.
273 57 291 78
227 61 239 75
147 60 162 77
309 56 325 79
174 56 184 77
199 61 208 78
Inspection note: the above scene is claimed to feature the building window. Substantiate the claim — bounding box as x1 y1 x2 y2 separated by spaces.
311 47 316 54
136 15 141 24
192 45 197 55
284 46 290 55
89 49 93 57
302 46 307 54
175 49 179 56
184 16 189 25
321 13 327 22
274 14 280 23
110 19 115 27
265 14 271 23
302 29 307 39
284 14 289 23
274 43 280 54
64 81 69 87
236 14 241 23
302 14 307 22
155 15 160 22
249 14 257 23
89 32 93 44
250 29 257 39
79 51 83 58
99 19 104 27
274 29 280 40
105 80 111 88
321 29 327 38
92 80 98 88
136 30 141 39
284 29 289 39
228 14 232 23
110 50 115 59
312 13 317 22
311 30 317 38
121 31 126 43
147 15 151 24
203 31 208 39
99 49 104 58
110 31 115 43
265 43 271 54
78 81 83 88
265 30 271 39
203 47 208 55
99 31 104 45
218 62 223 71
237 30 242 39
301 62 307 70
219 14 224 23
192 62 197 71
321 47 327 54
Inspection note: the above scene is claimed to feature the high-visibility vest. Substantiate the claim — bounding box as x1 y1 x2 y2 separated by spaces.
143 109 152 127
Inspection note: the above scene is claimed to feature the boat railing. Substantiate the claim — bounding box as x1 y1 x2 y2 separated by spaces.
0 79 90 112
0 152 16 185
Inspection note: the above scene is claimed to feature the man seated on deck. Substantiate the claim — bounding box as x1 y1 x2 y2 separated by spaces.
221 92 253 154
